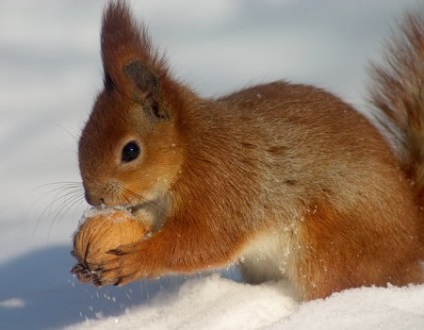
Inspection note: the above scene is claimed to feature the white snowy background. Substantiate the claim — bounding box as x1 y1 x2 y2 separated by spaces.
1 0 424 329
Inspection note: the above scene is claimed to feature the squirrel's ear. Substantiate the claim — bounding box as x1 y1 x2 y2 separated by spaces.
124 60 159 97
100 1 169 115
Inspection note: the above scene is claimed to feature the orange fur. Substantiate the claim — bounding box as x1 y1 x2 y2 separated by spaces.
76 1 424 300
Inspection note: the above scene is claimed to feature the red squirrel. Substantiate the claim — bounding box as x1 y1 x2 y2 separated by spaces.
74 1 424 300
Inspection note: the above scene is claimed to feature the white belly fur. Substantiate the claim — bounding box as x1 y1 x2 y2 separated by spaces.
239 230 293 283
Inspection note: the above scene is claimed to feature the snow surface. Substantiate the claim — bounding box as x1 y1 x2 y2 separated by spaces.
1 0 424 329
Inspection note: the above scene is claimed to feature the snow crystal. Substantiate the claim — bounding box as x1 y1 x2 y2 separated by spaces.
0 298 25 309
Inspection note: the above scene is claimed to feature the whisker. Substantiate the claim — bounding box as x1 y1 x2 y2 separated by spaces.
33 181 86 243
50 190 85 221
31 182 82 208
41 120 79 142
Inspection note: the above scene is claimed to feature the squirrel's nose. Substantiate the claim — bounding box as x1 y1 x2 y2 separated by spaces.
84 190 105 207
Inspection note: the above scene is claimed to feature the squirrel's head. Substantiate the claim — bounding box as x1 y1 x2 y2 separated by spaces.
78 1 187 208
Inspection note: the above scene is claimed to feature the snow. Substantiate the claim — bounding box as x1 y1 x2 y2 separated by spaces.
0 298 25 309
64 277 424 330
1 0 423 329
66 275 298 330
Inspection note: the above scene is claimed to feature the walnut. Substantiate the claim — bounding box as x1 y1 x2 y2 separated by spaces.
71 208 150 283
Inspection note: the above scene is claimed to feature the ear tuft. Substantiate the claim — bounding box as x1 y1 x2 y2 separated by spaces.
100 1 168 100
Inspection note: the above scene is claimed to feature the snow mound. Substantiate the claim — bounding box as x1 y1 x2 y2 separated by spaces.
67 275 297 329
66 274 424 330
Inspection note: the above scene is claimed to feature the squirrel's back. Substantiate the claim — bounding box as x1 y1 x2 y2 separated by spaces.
195 81 422 297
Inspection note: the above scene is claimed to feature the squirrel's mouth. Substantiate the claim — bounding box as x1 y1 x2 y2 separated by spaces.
129 203 145 215
90 203 147 218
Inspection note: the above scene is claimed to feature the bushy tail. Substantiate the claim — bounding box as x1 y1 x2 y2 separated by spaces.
370 10 424 203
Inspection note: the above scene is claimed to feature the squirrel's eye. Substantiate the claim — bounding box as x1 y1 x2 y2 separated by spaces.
121 141 140 163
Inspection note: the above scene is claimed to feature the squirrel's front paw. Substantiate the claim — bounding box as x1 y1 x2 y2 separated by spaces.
89 243 147 286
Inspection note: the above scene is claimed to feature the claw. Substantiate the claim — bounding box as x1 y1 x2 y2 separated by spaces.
92 275 103 287
70 250 84 265
77 272 94 283
108 249 125 256
71 263 84 274
93 266 104 273
71 263 94 283
114 277 123 286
